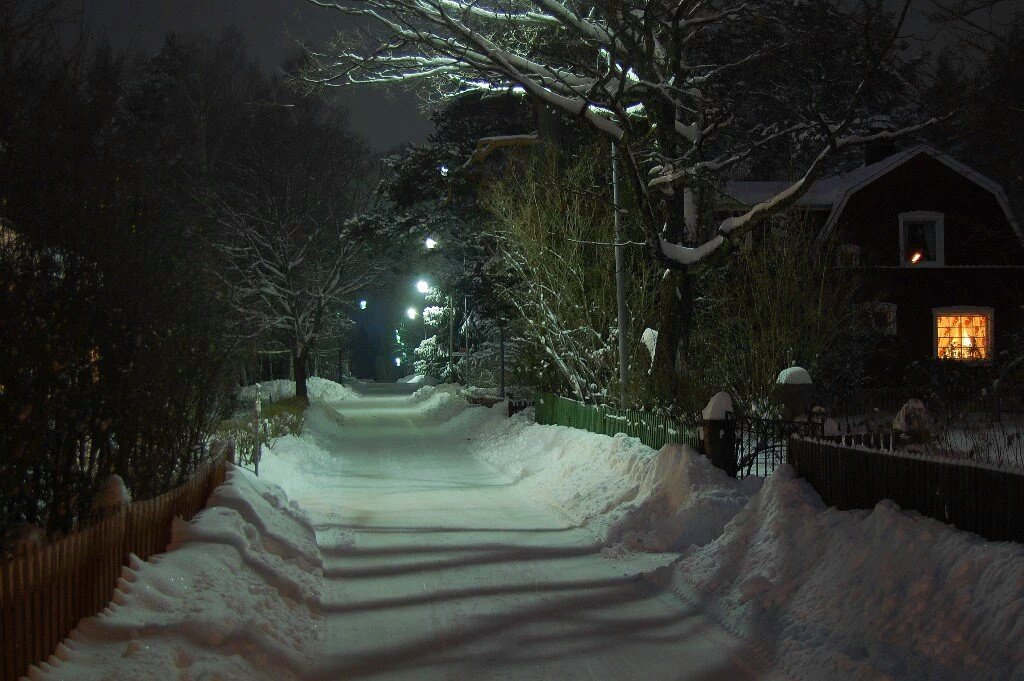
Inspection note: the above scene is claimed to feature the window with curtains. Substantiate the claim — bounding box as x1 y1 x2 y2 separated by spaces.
934 307 992 361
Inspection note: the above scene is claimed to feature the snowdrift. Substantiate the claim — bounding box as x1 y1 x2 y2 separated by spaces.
237 377 356 405
29 467 323 681
408 384 475 422
470 411 754 552
670 464 1024 681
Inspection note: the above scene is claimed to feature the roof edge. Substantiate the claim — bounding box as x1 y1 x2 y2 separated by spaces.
818 145 1022 247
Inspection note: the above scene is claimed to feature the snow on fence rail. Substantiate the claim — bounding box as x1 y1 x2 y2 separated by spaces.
788 436 1024 544
534 392 701 452
0 453 229 681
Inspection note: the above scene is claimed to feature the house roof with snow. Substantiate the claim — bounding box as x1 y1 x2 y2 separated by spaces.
720 145 1021 242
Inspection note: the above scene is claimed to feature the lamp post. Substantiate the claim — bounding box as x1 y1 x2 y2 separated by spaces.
612 141 629 397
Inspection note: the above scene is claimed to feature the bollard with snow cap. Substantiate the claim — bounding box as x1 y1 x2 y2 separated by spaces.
702 391 737 478
775 366 813 419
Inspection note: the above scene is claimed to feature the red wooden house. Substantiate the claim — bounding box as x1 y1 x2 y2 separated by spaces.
721 145 1024 363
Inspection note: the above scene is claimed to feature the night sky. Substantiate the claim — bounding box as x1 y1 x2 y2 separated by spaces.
83 0 433 151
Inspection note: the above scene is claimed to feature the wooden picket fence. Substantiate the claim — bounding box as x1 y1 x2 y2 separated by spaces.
788 436 1024 543
0 455 229 681
534 392 702 452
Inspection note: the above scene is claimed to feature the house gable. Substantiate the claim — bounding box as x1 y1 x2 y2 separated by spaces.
827 151 1024 267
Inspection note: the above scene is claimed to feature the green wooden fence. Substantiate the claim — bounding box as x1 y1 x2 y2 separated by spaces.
534 392 702 452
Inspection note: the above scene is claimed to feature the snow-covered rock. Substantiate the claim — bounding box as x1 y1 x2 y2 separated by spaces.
893 398 929 432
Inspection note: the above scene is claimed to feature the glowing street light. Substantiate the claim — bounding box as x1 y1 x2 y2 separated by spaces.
359 300 367 309
395 357 402 367
416 279 430 294
425 238 438 250
406 307 417 319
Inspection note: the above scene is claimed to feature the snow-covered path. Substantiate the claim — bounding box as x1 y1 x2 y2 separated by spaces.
290 395 784 680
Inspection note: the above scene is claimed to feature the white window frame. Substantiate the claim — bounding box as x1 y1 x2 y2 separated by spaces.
933 306 994 363
899 211 945 267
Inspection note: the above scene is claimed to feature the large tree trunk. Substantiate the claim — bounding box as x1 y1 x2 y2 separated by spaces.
650 269 694 408
294 348 309 403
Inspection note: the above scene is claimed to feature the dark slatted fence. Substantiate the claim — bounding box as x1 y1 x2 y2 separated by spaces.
788 437 1024 543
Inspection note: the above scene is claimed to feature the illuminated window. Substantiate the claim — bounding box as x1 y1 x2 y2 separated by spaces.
934 307 992 361
899 212 944 266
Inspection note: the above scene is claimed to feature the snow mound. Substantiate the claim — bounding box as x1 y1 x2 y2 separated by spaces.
237 377 356 406
30 466 323 681
396 374 425 384
471 415 752 551
408 384 473 422
607 444 757 552
672 464 1024 681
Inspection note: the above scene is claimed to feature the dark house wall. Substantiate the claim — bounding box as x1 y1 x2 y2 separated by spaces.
835 154 1024 267
831 153 1024 360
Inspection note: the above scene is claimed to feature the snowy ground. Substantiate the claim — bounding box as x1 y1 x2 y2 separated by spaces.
32 382 1024 680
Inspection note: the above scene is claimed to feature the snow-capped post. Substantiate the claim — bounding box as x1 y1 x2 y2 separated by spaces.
702 391 737 478
253 382 262 476
776 367 813 419
91 474 132 520
210 438 236 466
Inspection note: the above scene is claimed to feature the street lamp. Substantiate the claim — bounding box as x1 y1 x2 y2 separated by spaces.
359 299 367 310
425 238 438 250
406 307 417 319
416 279 430 294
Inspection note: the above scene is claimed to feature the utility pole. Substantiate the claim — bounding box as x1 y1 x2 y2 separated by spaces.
448 296 455 379
612 141 629 398
498 322 506 398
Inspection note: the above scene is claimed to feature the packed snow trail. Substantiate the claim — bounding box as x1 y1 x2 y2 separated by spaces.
290 394 784 680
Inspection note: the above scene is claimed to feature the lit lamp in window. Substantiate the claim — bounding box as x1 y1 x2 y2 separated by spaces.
900 213 943 266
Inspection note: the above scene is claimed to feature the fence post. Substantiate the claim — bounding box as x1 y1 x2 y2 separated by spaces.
702 392 737 477
253 383 262 476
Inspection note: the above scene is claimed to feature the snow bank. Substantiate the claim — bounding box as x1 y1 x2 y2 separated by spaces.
669 465 1024 681
30 467 323 681
237 377 356 405
471 413 753 551
408 384 473 422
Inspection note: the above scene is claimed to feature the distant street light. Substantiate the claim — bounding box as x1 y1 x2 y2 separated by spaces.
406 307 417 319
359 300 367 309
395 357 402 367
425 238 438 250
416 279 430 294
